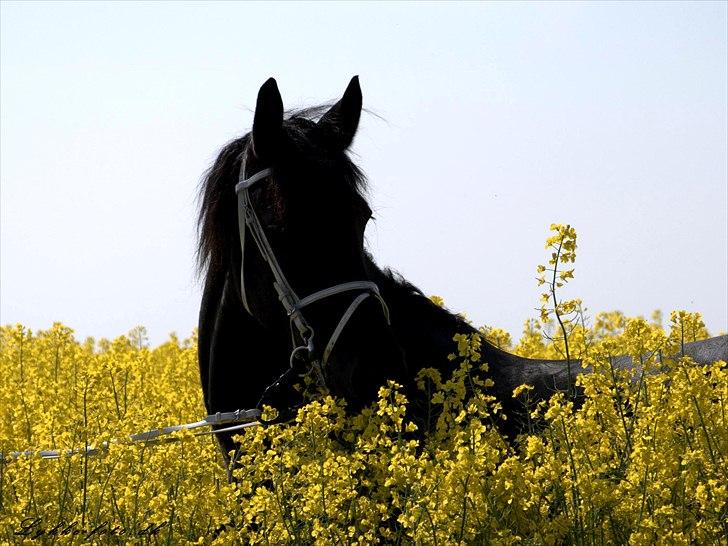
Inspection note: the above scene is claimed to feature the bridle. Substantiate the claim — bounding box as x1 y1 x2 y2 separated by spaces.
235 158 390 383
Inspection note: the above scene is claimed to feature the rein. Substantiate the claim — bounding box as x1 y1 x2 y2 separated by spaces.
0 409 262 462
235 163 390 374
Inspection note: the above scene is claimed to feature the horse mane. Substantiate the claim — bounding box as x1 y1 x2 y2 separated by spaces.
196 106 369 285
196 134 248 283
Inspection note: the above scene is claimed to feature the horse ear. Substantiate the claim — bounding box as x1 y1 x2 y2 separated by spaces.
318 76 362 151
252 77 284 162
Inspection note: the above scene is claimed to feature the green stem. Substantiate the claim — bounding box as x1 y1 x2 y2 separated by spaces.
550 240 573 399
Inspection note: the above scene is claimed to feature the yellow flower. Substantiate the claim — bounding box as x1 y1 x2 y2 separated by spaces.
2 222 724 543
512 384 534 398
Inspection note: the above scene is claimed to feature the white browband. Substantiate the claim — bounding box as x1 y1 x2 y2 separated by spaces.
234 167 274 193
235 162 390 372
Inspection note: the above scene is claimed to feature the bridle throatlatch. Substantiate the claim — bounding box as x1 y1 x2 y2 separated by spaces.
235 163 391 381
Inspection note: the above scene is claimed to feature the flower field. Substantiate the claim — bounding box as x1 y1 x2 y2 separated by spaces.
1 228 726 544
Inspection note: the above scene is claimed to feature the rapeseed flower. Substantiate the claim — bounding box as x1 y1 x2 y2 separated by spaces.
1 225 725 543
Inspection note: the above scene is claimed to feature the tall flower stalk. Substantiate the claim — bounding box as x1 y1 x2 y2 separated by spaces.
537 223 579 399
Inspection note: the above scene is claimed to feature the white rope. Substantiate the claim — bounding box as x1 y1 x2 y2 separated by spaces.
0 409 262 462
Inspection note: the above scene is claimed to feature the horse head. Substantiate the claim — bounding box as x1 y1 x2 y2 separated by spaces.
200 77 406 419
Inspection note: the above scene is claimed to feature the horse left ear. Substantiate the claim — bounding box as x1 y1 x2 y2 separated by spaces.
252 77 284 162
318 76 362 151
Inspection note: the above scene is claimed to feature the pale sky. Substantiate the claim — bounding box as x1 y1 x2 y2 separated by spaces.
1 1 726 346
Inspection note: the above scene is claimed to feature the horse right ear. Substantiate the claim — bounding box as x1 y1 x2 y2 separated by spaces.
251 78 284 162
318 76 362 151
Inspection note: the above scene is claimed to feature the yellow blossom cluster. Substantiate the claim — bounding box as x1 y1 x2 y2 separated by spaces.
0 325 235 544
1 314 724 544
1 223 725 543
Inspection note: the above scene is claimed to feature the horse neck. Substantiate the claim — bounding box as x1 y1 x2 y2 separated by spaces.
361 255 578 399
363 257 479 367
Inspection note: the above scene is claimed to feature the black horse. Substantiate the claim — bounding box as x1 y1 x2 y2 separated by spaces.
197 77 409 463
198 77 728 466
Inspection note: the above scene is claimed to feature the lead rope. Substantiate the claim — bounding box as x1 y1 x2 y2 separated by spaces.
0 409 262 462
